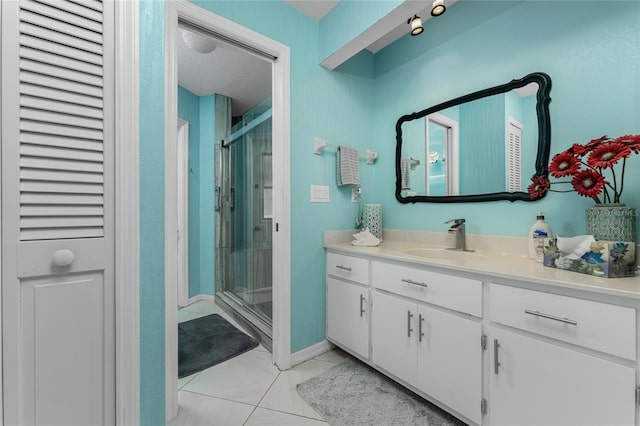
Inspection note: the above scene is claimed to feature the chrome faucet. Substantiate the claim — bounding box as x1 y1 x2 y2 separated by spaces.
445 218 472 252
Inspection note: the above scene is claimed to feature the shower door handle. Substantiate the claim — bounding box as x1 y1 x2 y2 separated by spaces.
214 186 221 212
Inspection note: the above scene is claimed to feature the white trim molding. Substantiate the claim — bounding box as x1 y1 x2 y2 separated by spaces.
187 294 215 306
115 1 140 425
177 118 189 308
289 340 333 368
164 1 292 419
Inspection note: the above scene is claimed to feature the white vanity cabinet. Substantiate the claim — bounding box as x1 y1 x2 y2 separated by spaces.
326 276 369 359
489 283 637 426
489 327 636 426
370 260 483 425
326 253 370 360
324 245 640 426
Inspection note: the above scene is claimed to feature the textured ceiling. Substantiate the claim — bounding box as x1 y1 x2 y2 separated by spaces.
177 27 272 117
284 0 340 20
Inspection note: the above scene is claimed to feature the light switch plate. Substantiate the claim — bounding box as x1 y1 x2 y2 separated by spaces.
310 185 330 203
352 185 361 203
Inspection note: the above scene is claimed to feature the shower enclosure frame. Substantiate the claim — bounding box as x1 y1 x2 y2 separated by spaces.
215 105 274 349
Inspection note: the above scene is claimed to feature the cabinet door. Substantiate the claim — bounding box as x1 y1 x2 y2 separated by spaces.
417 306 482 425
371 291 417 386
490 328 636 426
326 277 369 359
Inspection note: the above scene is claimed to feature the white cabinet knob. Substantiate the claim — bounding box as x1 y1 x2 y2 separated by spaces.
52 249 75 267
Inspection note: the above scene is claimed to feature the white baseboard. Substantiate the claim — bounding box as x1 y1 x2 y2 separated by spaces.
187 294 215 306
288 340 334 368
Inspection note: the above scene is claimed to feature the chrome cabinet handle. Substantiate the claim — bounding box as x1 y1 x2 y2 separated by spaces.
494 339 501 375
407 310 414 337
401 278 428 288
335 265 352 272
359 294 365 317
418 314 425 342
524 309 578 326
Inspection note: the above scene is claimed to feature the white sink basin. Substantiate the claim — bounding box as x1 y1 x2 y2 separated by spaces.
404 248 485 261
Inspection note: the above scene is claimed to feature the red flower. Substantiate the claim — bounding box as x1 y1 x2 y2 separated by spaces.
586 142 630 169
585 135 608 149
527 174 550 200
614 134 640 154
571 169 605 198
569 143 589 156
549 151 580 177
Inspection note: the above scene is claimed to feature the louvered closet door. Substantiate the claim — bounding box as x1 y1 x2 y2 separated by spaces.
507 120 522 192
1 1 115 425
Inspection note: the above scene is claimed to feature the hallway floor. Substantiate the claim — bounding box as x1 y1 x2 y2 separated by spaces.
170 299 347 426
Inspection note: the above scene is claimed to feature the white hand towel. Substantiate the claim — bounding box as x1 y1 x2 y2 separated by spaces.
337 146 360 186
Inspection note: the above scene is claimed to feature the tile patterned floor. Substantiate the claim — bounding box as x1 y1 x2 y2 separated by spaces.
169 300 349 426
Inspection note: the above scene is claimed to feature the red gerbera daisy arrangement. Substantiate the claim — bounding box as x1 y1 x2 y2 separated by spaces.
527 134 640 203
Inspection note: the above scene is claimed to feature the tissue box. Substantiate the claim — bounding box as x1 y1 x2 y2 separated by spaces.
543 239 636 278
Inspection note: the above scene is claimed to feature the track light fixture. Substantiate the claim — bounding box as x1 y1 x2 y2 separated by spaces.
407 15 423 36
431 0 446 17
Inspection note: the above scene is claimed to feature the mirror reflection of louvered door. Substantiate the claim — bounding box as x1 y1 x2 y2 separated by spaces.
1 1 115 425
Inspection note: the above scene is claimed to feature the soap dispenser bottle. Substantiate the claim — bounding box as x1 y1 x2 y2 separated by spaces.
528 212 552 261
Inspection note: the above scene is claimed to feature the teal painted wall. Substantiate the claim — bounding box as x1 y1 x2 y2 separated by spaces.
177 86 202 298
139 0 165 424
177 86 215 298
373 0 640 239
459 94 505 194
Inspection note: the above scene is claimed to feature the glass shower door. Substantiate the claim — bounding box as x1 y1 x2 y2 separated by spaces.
215 103 273 345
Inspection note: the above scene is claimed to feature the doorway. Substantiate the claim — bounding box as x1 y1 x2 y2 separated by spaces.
426 112 459 196
164 1 291 420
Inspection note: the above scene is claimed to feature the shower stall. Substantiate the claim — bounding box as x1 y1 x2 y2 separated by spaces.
215 96 273 350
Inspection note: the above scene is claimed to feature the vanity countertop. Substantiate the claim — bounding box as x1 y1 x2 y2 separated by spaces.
325 232 640 300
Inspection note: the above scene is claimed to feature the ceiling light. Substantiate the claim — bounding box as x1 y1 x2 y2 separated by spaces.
180 28 217 54
407 15 423 36
431 0 446 17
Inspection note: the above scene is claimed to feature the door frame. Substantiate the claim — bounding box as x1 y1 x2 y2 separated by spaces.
114 0 141 424
425 112 459 196
164 1 291 420
177 119 189 307
0 1 140 424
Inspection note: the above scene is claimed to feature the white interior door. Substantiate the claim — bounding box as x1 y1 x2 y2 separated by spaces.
1 1 115 424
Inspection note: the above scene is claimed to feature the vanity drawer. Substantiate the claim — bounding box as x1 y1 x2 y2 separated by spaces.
490 284 636 360
371 261 482 317
327 252 369 285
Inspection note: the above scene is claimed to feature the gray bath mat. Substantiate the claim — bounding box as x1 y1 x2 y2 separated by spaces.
297 357 466 426
178 313 258 378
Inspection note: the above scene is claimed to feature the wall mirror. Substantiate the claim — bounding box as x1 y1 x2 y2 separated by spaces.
395 72 551 203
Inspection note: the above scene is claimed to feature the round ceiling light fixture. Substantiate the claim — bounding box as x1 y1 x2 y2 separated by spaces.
180 28 217 54
407 15 423 36
431 0 447 17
